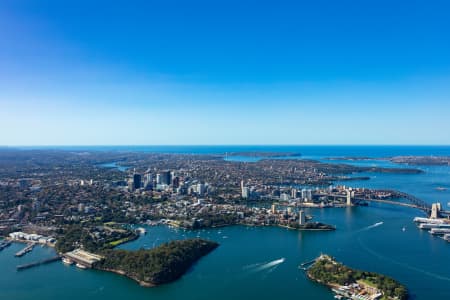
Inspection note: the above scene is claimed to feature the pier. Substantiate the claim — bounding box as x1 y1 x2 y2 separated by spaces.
0 240 12 251
16 256 61 271
15 243 34 257
299 259 316 270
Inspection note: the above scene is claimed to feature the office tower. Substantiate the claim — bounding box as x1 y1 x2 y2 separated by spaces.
133 173 142 190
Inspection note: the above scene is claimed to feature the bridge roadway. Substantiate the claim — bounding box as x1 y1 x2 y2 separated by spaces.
316 190 433 212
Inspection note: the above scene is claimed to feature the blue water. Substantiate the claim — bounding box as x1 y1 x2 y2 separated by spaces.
14 145 450 157
98 162 128 172
1 146 450 300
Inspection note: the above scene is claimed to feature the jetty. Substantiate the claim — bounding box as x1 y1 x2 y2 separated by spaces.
17 256 61 271
299 259 316 270
0 240 12 251
15 243 34 257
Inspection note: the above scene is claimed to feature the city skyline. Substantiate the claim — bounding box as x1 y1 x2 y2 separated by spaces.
1 0 450 145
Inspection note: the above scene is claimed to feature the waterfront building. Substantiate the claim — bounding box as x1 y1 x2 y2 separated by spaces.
431 203 442 219
299 210 306 225
346 190 353 206
291 188 298 199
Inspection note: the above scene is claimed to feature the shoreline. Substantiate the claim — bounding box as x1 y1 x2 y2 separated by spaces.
95 267 156 287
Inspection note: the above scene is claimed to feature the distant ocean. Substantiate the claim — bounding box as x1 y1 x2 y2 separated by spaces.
10 145 450 157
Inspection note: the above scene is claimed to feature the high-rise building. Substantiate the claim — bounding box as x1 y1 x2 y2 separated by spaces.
306 189 312 201
144 172 152 185
242 187 249 199
172 176 180 188
197 183 206 196
291 188 297 199
346 189 353 206
301 189 307 200
160 171 171 185
133 173 142 190
271 204 277 214
299 210 306 225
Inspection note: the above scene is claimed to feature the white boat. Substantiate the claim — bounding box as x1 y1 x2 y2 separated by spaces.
430 228 450 235
413 217 445 224
62 257 74 265
136 227 147 235
76 263 87 269
419 223 450 230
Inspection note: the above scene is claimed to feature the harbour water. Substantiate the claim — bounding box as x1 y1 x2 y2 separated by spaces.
1 146 450 299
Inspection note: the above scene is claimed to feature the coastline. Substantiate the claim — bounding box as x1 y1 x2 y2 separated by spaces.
95 267 156 287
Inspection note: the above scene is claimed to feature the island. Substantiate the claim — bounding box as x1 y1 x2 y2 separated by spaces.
306 254 408 300
93 239 218 286
389 156 450 166
284 222 335 231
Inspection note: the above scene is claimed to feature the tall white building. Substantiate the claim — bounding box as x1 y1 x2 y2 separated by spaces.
242 187 250 199
299 210 306 225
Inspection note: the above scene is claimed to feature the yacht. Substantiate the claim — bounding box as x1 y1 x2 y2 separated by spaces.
76 263 87 269
62 257 74 265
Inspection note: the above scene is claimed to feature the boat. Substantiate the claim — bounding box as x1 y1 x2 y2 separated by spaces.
62 257 74 265
413 217 445 224
430 228 450 235
435 187 448 191
402 227 406 232
76 263 87 269
136 227 147 235
419 223 450 230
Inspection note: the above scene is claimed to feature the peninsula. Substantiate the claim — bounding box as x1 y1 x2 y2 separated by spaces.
306 254 408 300
93 239 219 286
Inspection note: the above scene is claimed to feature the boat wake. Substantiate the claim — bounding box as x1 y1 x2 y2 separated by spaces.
253 258 285 272
362 222 384 231
243 258 286 274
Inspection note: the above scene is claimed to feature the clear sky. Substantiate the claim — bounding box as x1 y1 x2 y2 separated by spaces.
1 0 450 145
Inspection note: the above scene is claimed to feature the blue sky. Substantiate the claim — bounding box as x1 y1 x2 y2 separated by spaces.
1 0 450 145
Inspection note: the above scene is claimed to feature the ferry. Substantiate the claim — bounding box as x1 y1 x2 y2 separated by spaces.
430 228 450 235
62 257 74 265
413 217 445 224
419 223 450 230
76 263 87 269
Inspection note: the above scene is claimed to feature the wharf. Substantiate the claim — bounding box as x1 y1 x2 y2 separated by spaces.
15 243 34 257
17 256 61 271
299 259 316 270
0 240 12 251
